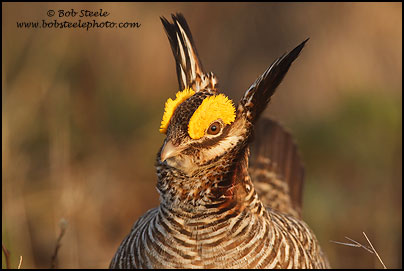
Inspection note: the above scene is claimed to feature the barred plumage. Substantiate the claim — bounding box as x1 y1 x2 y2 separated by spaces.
110 13 330 269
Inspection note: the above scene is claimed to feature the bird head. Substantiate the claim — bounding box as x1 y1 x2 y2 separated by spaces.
158 88 247 176
157 13 307 177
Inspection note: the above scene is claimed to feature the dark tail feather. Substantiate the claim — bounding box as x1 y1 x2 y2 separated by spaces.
249 118 304 218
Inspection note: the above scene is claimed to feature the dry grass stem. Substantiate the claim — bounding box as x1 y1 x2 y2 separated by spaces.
362 232 387 269
50 219 68 269
330 236 374 253
18 256 23 269
330 232 387 269
2 243 11 269
344 236 372 251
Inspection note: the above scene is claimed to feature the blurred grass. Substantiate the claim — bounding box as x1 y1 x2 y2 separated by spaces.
2 2 402 269
291 91 402 268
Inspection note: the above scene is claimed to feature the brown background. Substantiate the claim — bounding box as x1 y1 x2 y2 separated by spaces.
2 2 402 269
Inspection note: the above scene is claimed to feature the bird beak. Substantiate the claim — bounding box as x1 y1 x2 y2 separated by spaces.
160 140 182 162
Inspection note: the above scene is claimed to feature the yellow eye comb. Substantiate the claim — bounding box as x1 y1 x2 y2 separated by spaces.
160 88 195 133
188 94 236 139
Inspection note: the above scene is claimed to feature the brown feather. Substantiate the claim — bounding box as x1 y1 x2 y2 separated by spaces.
249 117 304 218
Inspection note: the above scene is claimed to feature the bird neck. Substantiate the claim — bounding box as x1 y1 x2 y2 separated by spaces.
156 146 264 216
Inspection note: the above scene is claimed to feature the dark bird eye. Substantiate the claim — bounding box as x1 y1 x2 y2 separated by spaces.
207 121 222 135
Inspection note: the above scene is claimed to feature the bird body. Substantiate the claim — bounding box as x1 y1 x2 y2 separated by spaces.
110 13 330 269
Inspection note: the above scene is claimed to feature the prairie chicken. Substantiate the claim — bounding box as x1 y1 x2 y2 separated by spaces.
110 13 330 269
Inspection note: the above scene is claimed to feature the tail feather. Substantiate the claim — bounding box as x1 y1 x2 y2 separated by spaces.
249 117 304 218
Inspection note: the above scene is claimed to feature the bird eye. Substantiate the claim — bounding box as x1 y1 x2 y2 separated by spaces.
207 121 222 135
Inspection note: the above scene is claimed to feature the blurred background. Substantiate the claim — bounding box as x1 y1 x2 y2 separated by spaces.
2 2 402 269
